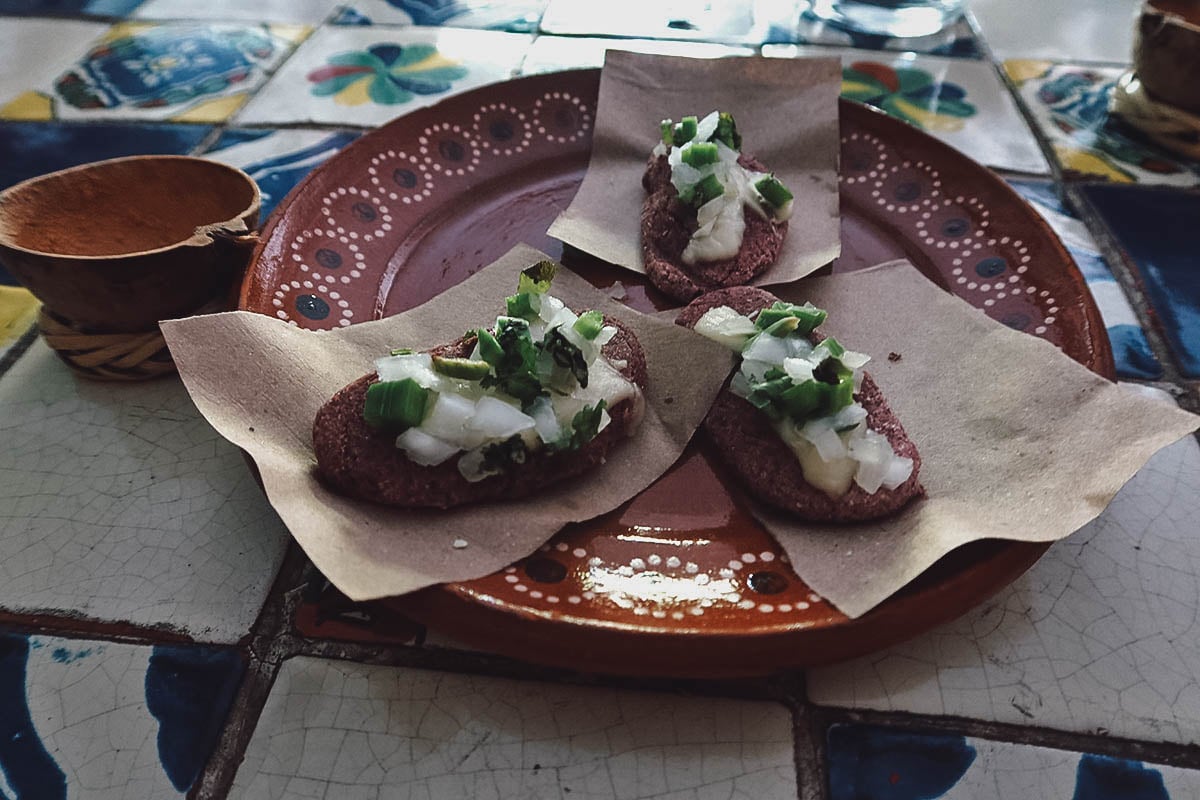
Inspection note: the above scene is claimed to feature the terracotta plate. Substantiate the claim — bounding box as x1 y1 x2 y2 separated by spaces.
242 70 1113 678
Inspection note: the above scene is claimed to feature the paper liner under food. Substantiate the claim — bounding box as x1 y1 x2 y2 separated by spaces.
548 51 842 287
739 261 1199 618
160 244 732 602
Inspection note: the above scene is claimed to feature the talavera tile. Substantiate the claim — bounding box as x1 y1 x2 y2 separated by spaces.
969 0 1139 62
202 128 362 221
0 288 38 363
134 0 342 23
0 340 291 643
0 0 145 15
1 22 308 124
0 18 109 119
809 416 1200 746
764 44 1048 174
0 630 242 798
1082 184 1200 379
1006 178 1161 380
334 0 548 32
1005 60 1200 187
230 657 797 799
519 35 754 76
236 25 532 127
790 9 982 58
539 0 801 45
827 723 1200 799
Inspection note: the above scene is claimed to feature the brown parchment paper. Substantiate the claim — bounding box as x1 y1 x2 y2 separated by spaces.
756 260 1200 618
547 51 841 284
159 244 731 602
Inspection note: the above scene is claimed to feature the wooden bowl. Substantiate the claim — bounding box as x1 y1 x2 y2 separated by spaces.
0 155 260 333
1133 0 1200 115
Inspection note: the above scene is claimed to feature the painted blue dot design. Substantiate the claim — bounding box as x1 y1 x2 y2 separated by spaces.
976 257 1007 277
295 294 330 320
941 217 970 237
895 181 921 201
0 634 67 799
827 724 976 800
315 248 343 269
1074 754 1169 800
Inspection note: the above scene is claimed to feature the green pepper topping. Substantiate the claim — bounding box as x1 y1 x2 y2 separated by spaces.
363 378 433 431
478 318 545 407
672 115 698 146
431 356 490 381
389 347 414 356
692 173 724 207
572 310 605 341
660 119 674 146
820 336 845 358
755 175 793 211
518 260 557 295
753 302 827 335
681 142 719 167
475 328 505 367
781 380 824 419
551 401 607 451
505 291 539 320
711 112 742 150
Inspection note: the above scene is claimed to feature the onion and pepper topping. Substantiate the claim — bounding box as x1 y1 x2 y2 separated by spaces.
692 301 913 498
366 261 640 481
653 111 793 265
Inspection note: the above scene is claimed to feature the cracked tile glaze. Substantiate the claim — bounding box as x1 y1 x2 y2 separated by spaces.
230 657 796 799
0 631 242 798
0 340 290 642
827 723 1200 799
246 69 1110 674
809 404 1200 745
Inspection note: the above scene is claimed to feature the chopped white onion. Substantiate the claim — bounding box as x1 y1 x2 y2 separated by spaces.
696 110 719 142
395 428 458 466
421 393 477 443
782 357 815 384
882 455 914 490
829 403 868 430
839 349 871 370
849 430 894 493
467 396 536 439
693 306 757 350
741 332 790 365
528 396 562 445
374 352 441 389
800 419 846 462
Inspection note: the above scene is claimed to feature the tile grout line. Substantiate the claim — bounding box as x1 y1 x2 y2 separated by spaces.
814 705 1200 771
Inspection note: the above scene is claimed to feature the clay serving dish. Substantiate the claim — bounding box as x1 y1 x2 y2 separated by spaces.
0 155 260 333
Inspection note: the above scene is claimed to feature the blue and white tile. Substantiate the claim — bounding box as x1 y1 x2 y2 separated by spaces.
1005 60 1200 187
809 405 1200 746
969 0 1139 63
2 22 308 124
1006 178 1161 380
764 45 1049 174
0 631 242 798
0 0 145 15
0 340 292 643
827 723 1200 799
519 35 753 76
202 128 362 221
236 25 531 127
0 18 109 118
788 9 983 58
1082 184 1200 379
134 0 341 23
229 657 797 799
334 0 548 32
539 0 801 45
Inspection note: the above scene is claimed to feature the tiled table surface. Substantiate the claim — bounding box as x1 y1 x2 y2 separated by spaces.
0 0 1198 798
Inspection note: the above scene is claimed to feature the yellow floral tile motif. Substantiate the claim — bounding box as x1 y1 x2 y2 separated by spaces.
0 287 39 350
0 91 55 121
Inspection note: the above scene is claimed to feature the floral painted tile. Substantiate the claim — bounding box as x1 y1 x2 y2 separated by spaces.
0 339 292 643
229 657 797 799
789 9 983 58
236 25 531 127
538 0 801 45
519 35 753 75
0 287 38 365
1006 178 1161 379
1 22 309 124
0 18 109 119
0 121 211 191
202 128 362 221
0 0 145 15
1082 183 1200 379
827 724 1200 799
334 0 548 32
764 45 1049 174
808 409 1200 745
1005 60 1200 187
970 0 1136 63
0 630 242 798
134 0 341 23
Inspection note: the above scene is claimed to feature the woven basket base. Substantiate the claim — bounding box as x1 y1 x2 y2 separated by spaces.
38 308 179 381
